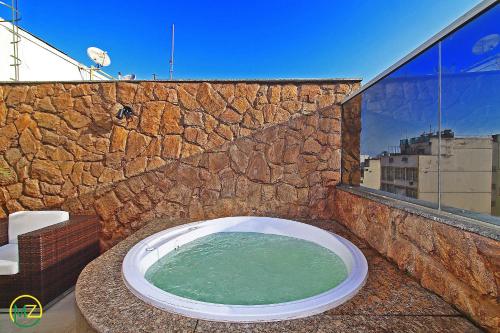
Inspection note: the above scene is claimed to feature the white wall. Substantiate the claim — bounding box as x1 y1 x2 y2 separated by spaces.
362 159 381 190
0 20 111 81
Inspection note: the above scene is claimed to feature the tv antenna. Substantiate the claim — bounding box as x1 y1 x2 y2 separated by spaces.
87 46 111 80
169 24 175 80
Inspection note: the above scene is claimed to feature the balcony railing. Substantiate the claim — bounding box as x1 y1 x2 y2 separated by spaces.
342 0 500 224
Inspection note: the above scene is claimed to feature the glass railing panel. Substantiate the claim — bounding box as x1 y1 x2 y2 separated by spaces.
441 4 500 219
356 45 440 207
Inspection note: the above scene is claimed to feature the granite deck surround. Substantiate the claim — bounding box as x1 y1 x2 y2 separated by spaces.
76 218 482 333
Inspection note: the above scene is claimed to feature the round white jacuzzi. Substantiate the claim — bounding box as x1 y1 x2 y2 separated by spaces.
122 216 368 322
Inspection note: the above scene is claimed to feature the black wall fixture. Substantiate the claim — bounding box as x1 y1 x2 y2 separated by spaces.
116 106 134 120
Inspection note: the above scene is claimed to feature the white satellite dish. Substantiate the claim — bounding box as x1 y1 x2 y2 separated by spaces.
87 47 111 67
472 34 500 55
118 72 136 80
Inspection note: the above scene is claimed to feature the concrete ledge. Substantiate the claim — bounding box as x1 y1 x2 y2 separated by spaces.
338 185 500 241
0 78 362 85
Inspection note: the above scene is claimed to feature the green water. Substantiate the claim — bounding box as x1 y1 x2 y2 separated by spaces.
145 232 348 305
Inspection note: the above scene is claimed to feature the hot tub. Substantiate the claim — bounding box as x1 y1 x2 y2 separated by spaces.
122 216 368 322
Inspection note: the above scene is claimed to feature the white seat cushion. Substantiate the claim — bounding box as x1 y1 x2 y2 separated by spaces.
8 210 69 244
0 244 19 275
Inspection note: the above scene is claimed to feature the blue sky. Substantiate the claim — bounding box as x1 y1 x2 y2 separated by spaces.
14 0 481 81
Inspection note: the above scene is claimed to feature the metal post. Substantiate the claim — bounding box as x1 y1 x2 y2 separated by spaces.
437 42 442 210
1 0 21 80
11 0 20 80
169 24 175 80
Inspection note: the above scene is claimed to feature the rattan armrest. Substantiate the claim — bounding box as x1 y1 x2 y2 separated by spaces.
17 215 100 272
0 218 7 246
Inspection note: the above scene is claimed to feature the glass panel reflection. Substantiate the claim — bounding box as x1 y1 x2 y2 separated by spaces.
441 4 500 216
344 3 500 223
358 46 439 207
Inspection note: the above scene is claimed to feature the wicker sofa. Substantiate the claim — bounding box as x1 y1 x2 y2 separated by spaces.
0 211 100 308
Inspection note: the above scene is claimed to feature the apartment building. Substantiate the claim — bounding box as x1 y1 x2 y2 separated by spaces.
372 131 494 215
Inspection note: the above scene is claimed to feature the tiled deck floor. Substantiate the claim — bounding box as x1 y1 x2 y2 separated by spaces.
76 219 481 332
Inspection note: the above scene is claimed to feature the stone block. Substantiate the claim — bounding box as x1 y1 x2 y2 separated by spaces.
160 103 182 134
246 151 270 183
197 83 226 116
62 110 91 129
110 126 128 152
281 85 297 101
162 135 182 159
94 191 122 220
177 87 199 110
140 101 164 135
31 159 64 184
126 131 151 160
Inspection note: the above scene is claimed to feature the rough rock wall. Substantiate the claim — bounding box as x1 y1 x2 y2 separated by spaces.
332 187 500 332
341 94 361 185
0 80 359 246
65 109 344 248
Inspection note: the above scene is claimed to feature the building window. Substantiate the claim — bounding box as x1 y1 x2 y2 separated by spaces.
387 167 394 181
395 167 402 180
406 168 418 182
406 188 417 198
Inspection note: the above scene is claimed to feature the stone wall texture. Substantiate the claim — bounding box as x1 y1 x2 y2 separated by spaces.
341 94 361 185
332 187 500 332
2 79 497 331
0 80 359 248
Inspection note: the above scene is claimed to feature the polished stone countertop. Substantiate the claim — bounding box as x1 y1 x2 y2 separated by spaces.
76 218 482 333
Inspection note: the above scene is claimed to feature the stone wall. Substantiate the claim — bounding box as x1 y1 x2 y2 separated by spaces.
0 80 359 247
65 110 344 248
341 94 361 185
331 187 500 332
2 79 498 330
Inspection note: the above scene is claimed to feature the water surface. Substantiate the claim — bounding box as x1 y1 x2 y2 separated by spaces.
145 232 348 305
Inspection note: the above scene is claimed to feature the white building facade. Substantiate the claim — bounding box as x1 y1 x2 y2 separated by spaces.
1 19 111 81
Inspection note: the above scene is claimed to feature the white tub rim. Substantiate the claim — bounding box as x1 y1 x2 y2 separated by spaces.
122 216 368 322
